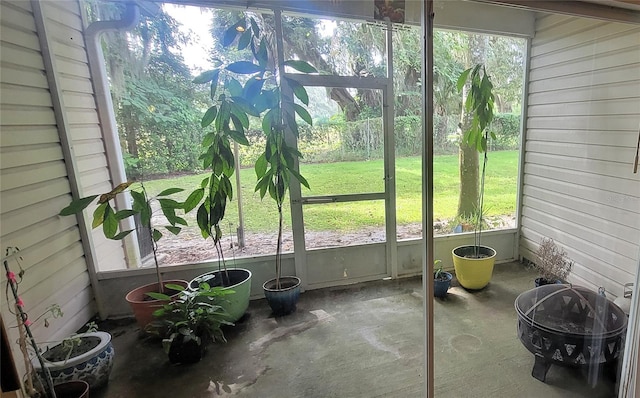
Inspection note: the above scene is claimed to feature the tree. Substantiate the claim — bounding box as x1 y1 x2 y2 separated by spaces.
456 34 488 219
89 2 204 176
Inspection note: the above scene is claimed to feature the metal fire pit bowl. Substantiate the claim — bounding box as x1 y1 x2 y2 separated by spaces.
515 284 627 382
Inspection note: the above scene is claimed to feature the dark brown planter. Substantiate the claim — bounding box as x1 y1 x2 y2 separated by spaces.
54 380 89 398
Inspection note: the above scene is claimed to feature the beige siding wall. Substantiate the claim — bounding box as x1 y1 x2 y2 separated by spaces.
37 0 127 271
0 0 119 380
521 14 640 298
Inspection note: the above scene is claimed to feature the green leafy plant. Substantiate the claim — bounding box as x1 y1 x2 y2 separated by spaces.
149 280 234 356
456 64 495 257
433 259 448 281
191 15 316 289
59 181 186 293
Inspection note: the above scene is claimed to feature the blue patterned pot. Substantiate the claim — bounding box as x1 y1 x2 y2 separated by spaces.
34 331 114 390
263 276 301 316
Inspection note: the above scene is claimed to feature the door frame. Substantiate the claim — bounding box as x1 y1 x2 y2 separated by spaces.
276 18 397 289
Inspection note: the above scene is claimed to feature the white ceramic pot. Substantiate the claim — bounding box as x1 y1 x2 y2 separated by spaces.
33 331 114 390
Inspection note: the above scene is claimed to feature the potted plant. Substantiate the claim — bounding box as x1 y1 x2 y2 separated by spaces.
229 17 316 315
531 237 573 287
148 278 233 364
32 323 114 391
433 260 453 298
59 181 188 330
3 247 93 398
451 64 498 290
189 15 316 317
183 19 267 323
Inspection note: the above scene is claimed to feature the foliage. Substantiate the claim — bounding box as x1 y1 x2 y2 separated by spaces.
192 14 316 289
59 182 185 242
491 113 521 150
457 64 496 153
149 281 234 350
433 259 447 281
533 238 573 282
457 64 496 256
89 1 205 178
59 182 186 292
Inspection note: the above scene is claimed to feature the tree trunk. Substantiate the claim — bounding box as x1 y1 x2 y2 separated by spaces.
457 139 479 218
457 34 487 218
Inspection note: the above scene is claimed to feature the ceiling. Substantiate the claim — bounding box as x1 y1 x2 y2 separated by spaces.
582 0 640 10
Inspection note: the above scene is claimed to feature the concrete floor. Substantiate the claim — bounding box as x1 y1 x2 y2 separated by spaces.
93 262 618 398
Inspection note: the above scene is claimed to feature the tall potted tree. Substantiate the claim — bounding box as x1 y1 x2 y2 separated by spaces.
451 64 497 290
190 15 315 316
60 181 188 329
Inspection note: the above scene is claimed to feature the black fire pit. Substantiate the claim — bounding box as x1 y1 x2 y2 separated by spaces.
515 284 627 383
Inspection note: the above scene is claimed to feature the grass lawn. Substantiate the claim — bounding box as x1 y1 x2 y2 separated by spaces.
142 150 518 232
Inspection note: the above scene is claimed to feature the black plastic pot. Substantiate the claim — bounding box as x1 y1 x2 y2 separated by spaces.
263 276 301 316
534 277 561 287
167 333 208 364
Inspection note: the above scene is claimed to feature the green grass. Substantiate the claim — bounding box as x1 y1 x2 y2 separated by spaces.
142 150 519 233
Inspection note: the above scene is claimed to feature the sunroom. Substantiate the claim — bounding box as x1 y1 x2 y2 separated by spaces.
1 0 638 397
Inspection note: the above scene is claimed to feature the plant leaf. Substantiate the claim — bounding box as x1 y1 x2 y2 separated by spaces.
152 229 162 242
228 130 250 146
183 188 204 213
193 69 219 84
59 195 98 216
286 77 309 105
201 106 218 128
283 60 317 73
293 103 313 125
165 283 186 292
112 230 133 240
92 202 108 228
146 292 172 301
255 153 268 178
226 61 262 74
456 67 472 91
237 30 251 50
102 204 118 238
222 23 239 47
114 209 136 220
166 226 182 235
158 188 184 197
250 17 260 37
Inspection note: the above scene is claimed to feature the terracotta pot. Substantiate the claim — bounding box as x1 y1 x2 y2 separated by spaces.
125 280 188 330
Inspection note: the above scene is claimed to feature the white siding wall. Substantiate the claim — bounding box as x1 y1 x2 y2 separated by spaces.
37 0 127 271
521 14 640 298
0 0 120 380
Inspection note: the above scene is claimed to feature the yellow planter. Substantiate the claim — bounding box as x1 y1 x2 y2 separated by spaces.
452 245 497 290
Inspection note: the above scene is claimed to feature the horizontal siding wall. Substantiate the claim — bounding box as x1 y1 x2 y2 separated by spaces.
39 0 127 272
0 0 110 381
521 14 640 298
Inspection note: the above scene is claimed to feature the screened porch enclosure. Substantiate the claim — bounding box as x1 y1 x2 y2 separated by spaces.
0 0 639 397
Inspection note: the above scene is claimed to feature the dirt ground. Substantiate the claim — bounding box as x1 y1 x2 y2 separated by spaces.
146 214 516 266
